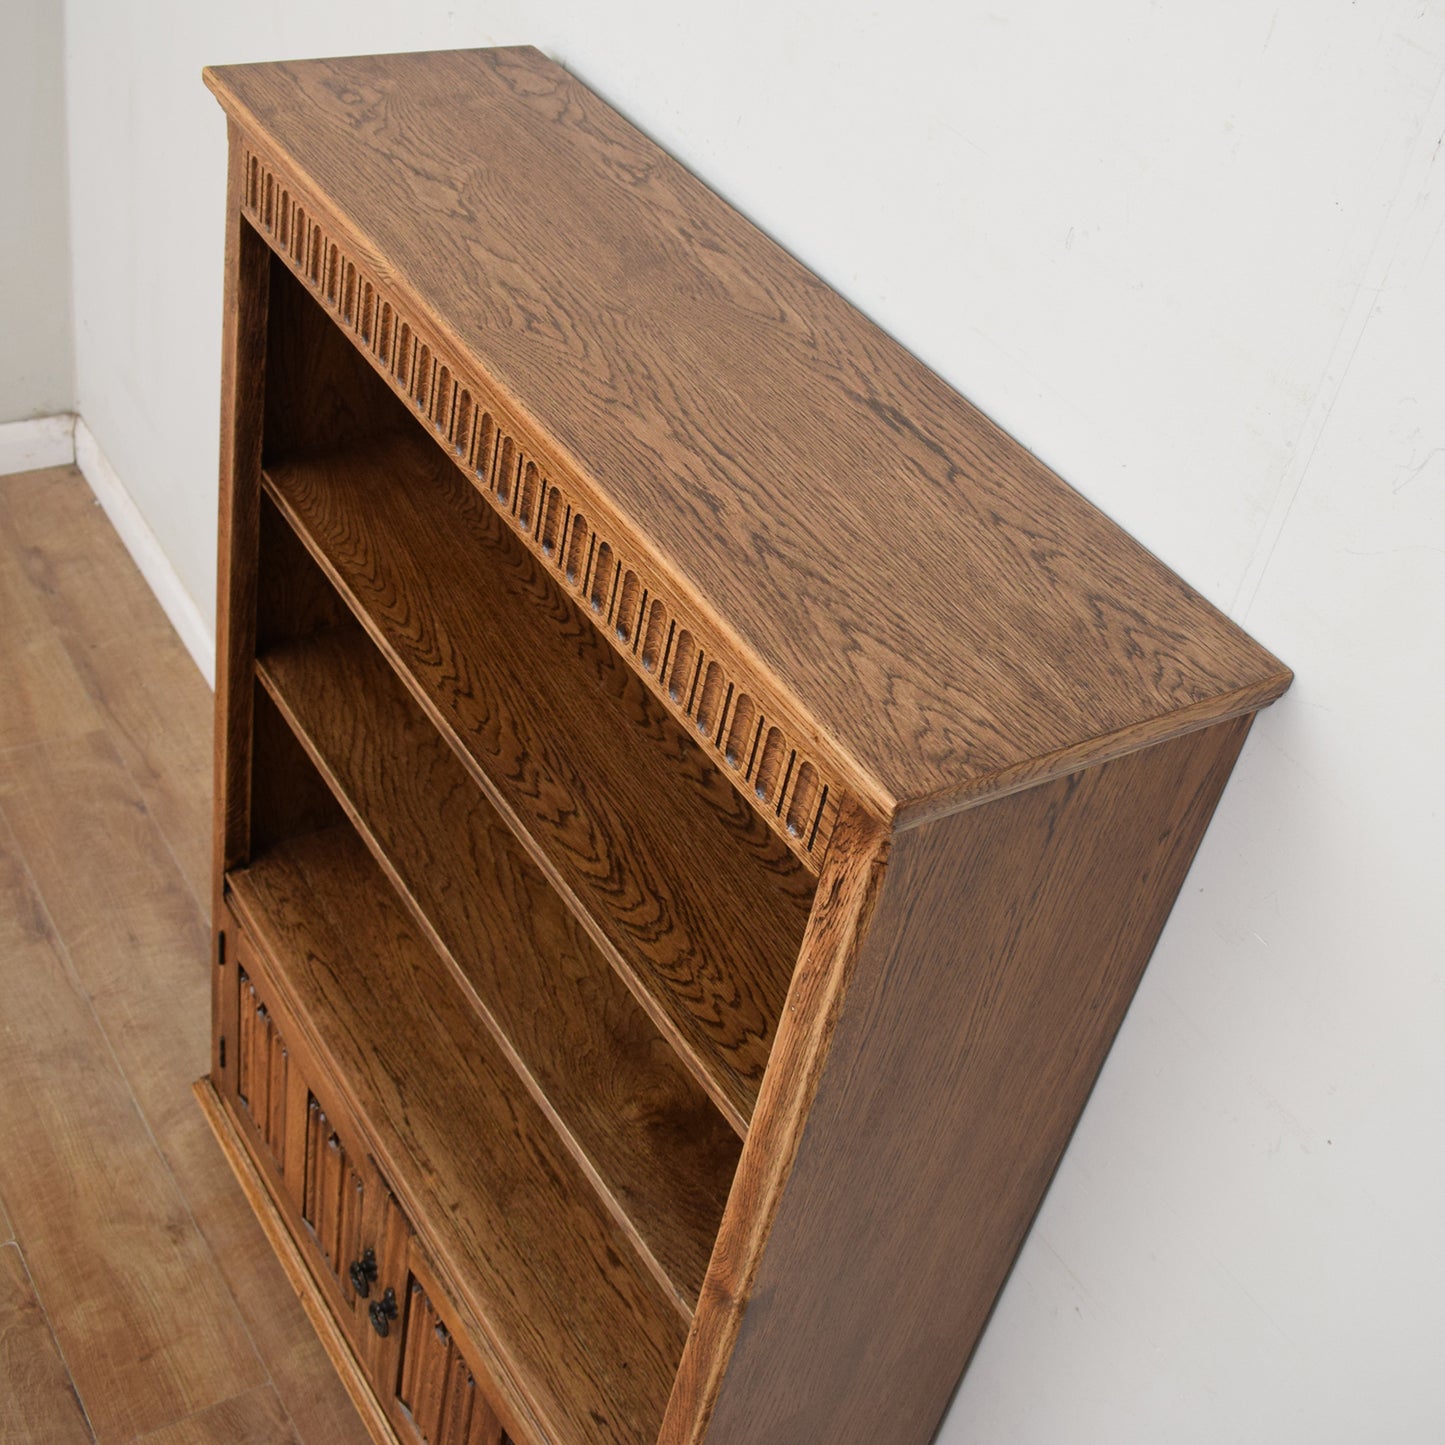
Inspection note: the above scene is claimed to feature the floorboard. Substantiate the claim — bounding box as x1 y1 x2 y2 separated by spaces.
0 514 105 752
0 808 263 1440
134 1384 300 1445
0 1241 95 1444
0 463 369 1443
0 465 211 906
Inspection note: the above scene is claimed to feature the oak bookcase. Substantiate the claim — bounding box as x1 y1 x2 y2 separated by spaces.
197 47 1292 1445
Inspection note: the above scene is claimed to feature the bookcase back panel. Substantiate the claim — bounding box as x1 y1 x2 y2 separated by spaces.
248 681 345 852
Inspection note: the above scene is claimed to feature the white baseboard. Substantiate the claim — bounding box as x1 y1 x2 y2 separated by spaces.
0 413 77 474
74 418 216 688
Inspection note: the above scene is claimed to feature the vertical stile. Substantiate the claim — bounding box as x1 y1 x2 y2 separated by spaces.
318 1131 341 1266
266 1025 287 1166
303 1098 322 1226
237 974 255 1106
400 1283 427 1410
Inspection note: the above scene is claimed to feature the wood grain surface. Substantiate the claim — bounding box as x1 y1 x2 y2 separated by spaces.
0 808 264 1441
0 461 369 1445
263 427 814 1129
689 716 1253 1444
400 1245 534 1445
0 459 371 1439
0 1242 94 1445
0 465 212 907
135 1385 299 1445
226 826 688 1445
258 626 739 1310
206 48 1290 822
0 501 107 752
248 173 845 866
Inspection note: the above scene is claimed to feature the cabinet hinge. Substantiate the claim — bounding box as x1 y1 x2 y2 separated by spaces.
218 1036 226 1069
216 931 227 968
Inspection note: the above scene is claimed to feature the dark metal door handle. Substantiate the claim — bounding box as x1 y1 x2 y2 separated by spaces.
348 1247 377 1298
368 1287 398 1337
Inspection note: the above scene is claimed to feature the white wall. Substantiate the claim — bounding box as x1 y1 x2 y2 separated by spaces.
2 0 74 422
59 2 1445 1440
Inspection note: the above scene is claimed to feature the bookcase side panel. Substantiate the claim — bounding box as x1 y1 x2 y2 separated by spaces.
695 714 1254 1445
212 125 270 1087
661 797 893 1443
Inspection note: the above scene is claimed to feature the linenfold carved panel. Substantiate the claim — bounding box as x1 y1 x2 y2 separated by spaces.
398 1279 510 1445
237 968 288 1169
241 147 841 866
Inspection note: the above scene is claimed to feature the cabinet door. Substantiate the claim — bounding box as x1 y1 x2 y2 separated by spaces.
224 929 384 1358
393 1274 509 1445
297 1084 374 1344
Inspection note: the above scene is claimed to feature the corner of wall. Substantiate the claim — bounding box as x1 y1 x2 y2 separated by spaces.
0 413 77 475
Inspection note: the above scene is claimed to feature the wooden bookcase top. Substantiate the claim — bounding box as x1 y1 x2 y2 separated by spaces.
205 47 1289 832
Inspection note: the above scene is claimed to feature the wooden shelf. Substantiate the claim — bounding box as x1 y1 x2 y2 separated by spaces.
256 625 740 1310
226 825 687 1445
261 431 815 1131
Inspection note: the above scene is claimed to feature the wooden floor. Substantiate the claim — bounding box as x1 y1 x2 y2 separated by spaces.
0 464 369 1443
